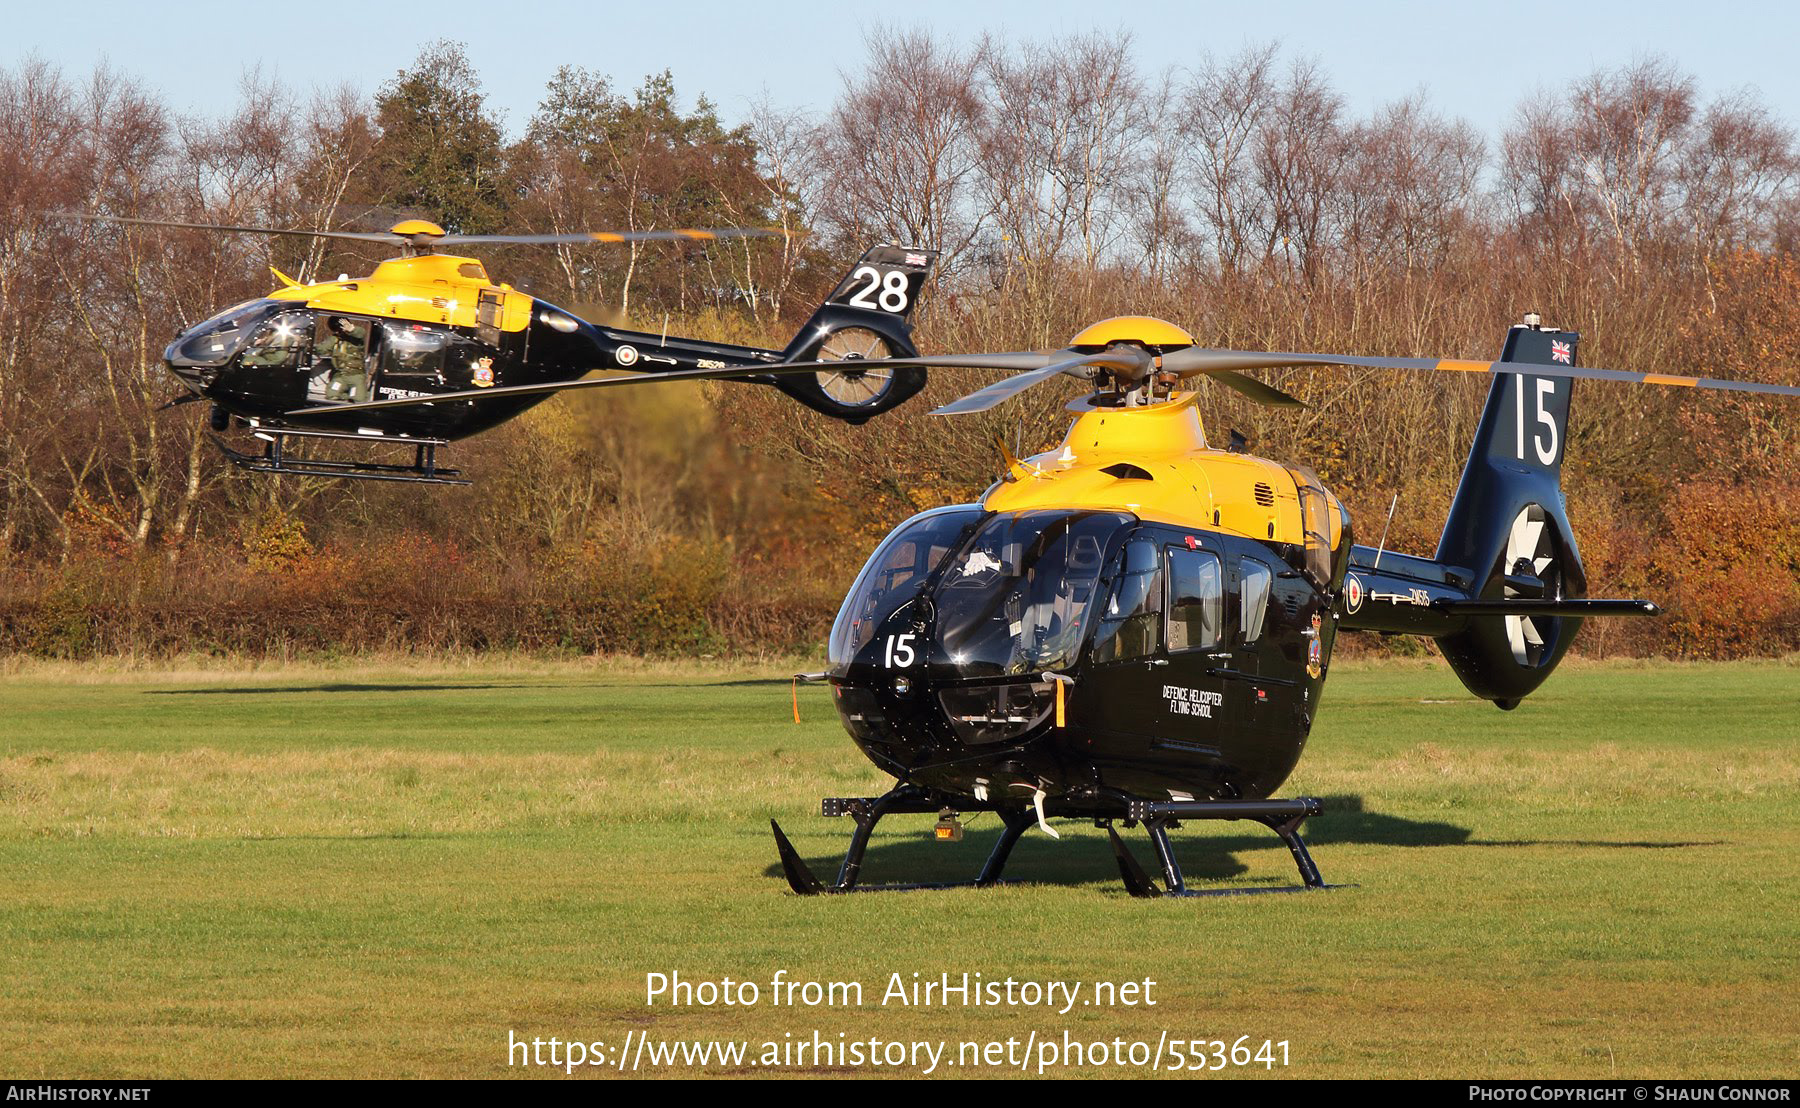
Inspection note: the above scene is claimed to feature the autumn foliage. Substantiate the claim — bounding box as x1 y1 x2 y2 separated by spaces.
0 38 1796 659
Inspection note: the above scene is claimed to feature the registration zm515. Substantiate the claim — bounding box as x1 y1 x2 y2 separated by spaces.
1164 1037 1289 1072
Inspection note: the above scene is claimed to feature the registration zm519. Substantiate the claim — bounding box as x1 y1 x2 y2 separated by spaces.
1164 1037 1289 1072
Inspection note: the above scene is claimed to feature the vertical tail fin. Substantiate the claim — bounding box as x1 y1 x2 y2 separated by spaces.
1434 322 1587 705
773 246 938 423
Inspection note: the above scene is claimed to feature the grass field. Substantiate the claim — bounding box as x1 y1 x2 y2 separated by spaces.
1 657 1795 1079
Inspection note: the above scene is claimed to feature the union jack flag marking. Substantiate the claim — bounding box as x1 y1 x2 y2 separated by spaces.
1550 339 1572 364
904 252 928 267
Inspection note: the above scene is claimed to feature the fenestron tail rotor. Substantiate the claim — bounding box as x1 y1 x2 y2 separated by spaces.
1504 504 1560 666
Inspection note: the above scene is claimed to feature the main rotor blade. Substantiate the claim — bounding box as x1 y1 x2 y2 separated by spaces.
1206 371 1307 408
53 212 402 243
54 213 794 249
929 350 1150 415
1162 346 1800 400
436 227 790 245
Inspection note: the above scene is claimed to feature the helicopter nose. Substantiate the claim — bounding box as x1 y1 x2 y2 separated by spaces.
164 357 207 392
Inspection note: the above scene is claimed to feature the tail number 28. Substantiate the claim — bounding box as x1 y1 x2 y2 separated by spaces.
846 266 911 314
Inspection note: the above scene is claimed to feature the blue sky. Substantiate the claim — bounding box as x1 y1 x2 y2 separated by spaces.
9 0 1800 139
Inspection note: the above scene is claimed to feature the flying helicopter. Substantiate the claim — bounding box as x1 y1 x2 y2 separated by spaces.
75 212 937 484
721 313 1795 898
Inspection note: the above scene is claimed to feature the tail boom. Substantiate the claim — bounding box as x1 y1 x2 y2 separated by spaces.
1334 319 1660 706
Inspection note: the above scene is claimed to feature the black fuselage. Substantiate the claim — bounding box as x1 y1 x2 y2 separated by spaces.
827 508 1339 814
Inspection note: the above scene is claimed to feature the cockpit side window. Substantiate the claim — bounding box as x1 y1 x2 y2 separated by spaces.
1092 537 1163 663
237 310 313 369
1167 547 1223 652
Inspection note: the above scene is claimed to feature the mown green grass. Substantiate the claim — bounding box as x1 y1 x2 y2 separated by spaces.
1 658 1795 1078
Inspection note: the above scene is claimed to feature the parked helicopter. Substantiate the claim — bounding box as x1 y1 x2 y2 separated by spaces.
332 305 1798 894
77 213 937 484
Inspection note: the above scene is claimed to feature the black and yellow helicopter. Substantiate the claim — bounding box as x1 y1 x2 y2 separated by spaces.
719 313 1795 898
86 213 937 484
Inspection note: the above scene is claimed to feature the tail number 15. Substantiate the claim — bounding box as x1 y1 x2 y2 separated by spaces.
1515 378 1560 466
883 633 918 668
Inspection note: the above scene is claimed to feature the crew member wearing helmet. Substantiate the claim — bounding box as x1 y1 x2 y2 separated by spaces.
315 315 370 403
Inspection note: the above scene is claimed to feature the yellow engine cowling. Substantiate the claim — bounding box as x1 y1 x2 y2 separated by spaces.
982 391 1343 557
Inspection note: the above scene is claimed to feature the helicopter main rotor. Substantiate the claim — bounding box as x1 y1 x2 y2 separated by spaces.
52 212 790 257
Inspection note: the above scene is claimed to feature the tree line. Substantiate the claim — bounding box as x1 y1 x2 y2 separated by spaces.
0 33 1795 659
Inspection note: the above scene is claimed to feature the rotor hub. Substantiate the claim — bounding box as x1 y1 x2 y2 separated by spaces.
1068 316 1195 354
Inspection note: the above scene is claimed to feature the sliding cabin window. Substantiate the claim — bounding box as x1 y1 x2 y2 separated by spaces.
1239 557 1273 645
1093 538 1162 663
1166 547 1223 652
379 322 449 381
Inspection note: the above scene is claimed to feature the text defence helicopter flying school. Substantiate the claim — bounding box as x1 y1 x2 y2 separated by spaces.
86 213 938 484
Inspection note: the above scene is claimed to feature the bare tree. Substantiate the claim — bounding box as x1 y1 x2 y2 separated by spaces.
1568 57 1696 277
1678 90 1798 278
1179 43 1278 275
0 59 84 555
1252 57 1346 287
813 27 988 278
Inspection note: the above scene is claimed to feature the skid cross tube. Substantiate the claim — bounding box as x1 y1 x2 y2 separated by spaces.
1108 797 1333 898
772 785 1039 895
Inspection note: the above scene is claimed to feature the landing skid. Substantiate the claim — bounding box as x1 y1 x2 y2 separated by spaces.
771 786 1038 894
1104 798 1335 898
212 428 469 485
770 787 1337 897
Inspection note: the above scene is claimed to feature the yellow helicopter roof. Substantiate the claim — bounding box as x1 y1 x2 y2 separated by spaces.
266 253 532 333
983 392 1340 548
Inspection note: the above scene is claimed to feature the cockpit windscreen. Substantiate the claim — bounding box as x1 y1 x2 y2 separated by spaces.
932 511 1125 677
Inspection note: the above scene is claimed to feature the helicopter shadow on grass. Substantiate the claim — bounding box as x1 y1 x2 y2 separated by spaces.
145 683 539 696
762 794 1723 892
627 679 801 689
761 794 1475 891
146 677 800 697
